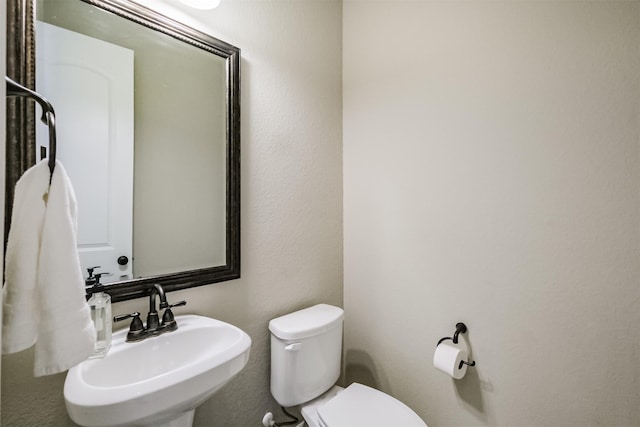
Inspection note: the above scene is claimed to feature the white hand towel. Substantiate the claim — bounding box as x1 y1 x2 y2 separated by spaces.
2 160 96 376
2 160 49 353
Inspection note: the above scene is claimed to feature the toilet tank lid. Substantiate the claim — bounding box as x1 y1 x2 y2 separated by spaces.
269 304 344 340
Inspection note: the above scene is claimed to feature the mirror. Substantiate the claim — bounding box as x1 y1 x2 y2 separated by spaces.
6 0 240 302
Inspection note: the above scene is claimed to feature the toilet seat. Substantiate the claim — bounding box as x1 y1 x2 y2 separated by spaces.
317 383 427 427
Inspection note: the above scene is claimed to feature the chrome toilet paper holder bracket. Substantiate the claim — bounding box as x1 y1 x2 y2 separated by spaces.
436 322 476 369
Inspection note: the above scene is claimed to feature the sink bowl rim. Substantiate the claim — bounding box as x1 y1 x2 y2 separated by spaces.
64 314 251 408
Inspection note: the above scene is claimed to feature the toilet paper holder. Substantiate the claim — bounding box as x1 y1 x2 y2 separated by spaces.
437 322 476 369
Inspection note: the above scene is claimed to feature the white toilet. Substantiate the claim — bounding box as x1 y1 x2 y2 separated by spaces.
269 304 427 427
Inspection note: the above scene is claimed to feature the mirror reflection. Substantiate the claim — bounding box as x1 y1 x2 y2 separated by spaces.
36 0 228 283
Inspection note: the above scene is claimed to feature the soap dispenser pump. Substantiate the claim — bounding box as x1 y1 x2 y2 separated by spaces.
86 267 112 358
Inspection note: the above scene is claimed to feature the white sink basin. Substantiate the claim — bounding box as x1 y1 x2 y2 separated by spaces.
64 314 251 427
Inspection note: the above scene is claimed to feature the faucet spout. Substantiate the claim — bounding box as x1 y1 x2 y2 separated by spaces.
146 284 168 332
149 284 168 313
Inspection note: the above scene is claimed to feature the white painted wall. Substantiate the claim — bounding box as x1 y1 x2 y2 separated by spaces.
1 1 343 425
344 1 639 426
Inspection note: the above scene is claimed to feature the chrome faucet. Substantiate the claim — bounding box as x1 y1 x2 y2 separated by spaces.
113 284 186 342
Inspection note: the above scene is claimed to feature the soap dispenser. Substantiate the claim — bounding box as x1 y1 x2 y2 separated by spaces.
86 267 112 358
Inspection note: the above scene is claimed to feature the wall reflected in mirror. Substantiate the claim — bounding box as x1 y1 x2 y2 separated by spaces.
36 0 227 283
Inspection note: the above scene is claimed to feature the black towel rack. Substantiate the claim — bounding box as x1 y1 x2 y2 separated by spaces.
5 76 57 177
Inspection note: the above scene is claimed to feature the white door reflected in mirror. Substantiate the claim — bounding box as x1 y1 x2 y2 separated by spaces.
36 21 134 283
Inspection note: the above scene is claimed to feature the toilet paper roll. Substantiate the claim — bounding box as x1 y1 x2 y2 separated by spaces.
433 342 468 379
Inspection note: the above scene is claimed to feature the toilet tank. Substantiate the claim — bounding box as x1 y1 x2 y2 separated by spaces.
269 304 344 407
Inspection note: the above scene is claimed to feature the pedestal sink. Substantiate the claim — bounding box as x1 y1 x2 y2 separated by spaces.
64 315 251 427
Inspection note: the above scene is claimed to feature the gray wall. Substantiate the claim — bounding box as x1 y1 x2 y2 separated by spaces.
1 0 343 425
343 1 639 426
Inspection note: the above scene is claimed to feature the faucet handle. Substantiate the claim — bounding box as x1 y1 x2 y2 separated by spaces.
113 311 140 324
168 300 187 309
161 300 187 331
113 312 145 342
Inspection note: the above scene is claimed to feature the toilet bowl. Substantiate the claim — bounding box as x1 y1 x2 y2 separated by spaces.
300 383 427 427
269 304 427 427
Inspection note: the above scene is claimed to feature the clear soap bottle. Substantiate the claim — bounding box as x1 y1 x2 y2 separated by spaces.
86 268 112 358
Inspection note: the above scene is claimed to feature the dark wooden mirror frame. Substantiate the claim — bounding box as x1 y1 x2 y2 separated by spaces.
6 0 240 302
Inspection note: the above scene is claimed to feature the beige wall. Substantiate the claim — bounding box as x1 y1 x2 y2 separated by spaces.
1 0 343 425
344 1 639 426
5 1 639 427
